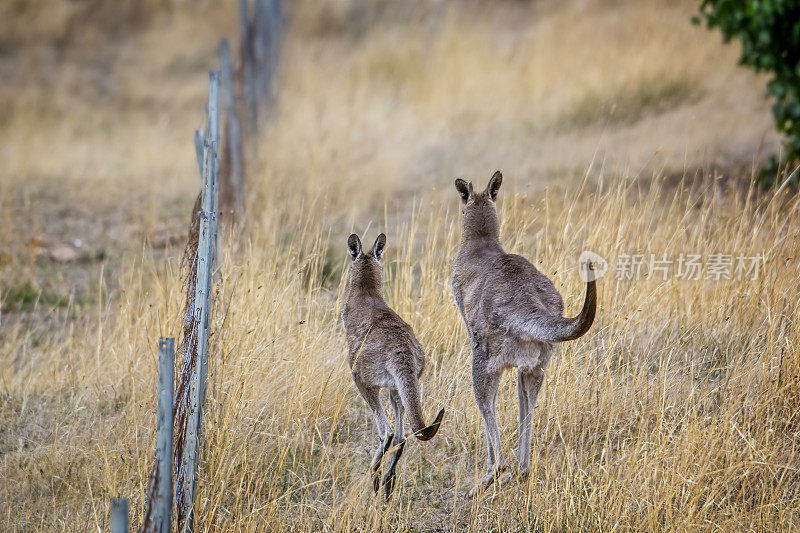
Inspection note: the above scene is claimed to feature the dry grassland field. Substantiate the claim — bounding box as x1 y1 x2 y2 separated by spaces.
1 0 799 531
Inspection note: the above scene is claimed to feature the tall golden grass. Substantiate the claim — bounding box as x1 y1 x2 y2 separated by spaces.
1 0 798 531
4 169 799 530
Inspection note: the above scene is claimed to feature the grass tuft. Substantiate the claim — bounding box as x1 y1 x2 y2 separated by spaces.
1 281 70 311
562 74 702 129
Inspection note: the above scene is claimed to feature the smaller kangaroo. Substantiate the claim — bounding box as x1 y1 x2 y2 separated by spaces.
342 233 446 499
451 171 597 495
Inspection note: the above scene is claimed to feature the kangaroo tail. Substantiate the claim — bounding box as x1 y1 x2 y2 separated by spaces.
396 374 445 442
527 260 597 343
414 408 445 441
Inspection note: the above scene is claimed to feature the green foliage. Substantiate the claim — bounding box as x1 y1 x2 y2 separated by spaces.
696 0 800 186
1 281 69 310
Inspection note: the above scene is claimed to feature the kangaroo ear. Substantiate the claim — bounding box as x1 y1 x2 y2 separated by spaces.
347 234 362 260
372 233 386 260
455 179 473 203
486 171 502 201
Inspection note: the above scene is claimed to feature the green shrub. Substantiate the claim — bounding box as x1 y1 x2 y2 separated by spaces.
696 1 800 186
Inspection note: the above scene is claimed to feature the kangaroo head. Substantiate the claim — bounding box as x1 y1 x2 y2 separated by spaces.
347 233 386 292
454 170 503 241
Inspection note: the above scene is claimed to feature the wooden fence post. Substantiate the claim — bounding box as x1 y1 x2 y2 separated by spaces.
155 337 175 532
111 498 129 533
220 37 245 224
179 71 220 532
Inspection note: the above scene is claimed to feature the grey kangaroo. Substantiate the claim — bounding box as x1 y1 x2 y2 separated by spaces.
451 172 596 495
342 233 446 499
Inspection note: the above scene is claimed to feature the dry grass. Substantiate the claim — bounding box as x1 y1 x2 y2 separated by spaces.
1 0 799 531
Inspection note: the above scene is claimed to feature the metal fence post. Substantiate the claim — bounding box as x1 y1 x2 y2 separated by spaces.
209 72 221 276
155 337 175 532
220 37 245 223
254 0 269 102
267 0 282 96
193 129 205 177
179 70 220 532
111 498 129 533
240 0 258 143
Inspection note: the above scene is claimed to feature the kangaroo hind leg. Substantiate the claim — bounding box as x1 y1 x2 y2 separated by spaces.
516 367 544 479
353 374 392 493
470 352 504 496
382 388 407 499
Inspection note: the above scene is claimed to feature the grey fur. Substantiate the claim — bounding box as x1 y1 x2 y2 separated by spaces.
342 233 445 499
451 171 596 494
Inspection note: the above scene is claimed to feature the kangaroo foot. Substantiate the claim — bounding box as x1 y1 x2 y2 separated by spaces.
468 465 505 498
499 467 529 488
381 440 406 500
382 468 397 500
372 470 381 494
507 461 531 482
372 434 394 493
